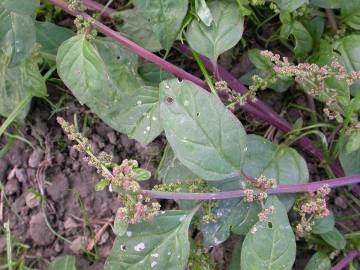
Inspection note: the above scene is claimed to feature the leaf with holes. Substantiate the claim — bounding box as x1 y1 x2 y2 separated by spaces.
159 79 247 181
241 196 296 270
186 1 244 61
201 199 261 247
57 35 163 145
243 135 309 209
105 209 198 270
48 255 76 270
133 0 189 50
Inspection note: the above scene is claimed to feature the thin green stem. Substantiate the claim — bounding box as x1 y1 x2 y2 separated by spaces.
4 221 12 270
0 93 33 138
191 49 218 97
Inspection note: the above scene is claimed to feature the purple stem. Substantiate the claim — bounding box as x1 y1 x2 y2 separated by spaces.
55 0 343 178
331 250 360 270
142 175 360 200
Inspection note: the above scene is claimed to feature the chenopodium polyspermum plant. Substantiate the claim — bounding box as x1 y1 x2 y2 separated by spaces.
57 77 337 270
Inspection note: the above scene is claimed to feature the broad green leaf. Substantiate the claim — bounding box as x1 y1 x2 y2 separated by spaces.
345 130 360 154
339 148 360 175
138 63 174 86
0 7 36 67
320 228 346 250
48 255 76 270
112 9 162 52
133 0 189 50
195 0 213 27
341 0 360 30
0 0 39 16
35 21 74 55
57 35 162 145
248 49 273 71
201 199 260 247
334 35 360 95
241 196 296 270
105 209 198 270
280 19 313 56
0 52 46 121
275 0 306 12
159 79 247 181
186 1 244 61
310 0 340 8
114 216 128 236
242 135 309 209
304 252 331 270
312 213 335 234
302 16 325 48
157 144 198 184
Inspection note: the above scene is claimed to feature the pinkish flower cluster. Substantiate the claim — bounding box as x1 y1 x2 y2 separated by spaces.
260 50 360 122
295 184 331 238
117 193 161 224
258 206 275 222
112 159 140 192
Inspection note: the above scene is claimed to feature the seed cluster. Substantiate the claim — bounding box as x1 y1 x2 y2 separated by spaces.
294 184 331 238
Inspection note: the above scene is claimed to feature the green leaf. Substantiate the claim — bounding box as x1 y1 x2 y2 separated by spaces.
345 130 360 154
339 147 360 175
275 0 306 12
195 0 213 27
112 9 162 52
310 0 340 8
105 209 198 270
57 35 163 145
35 21 74 55
0 52 46 121
133 0 189 50
248 49 273 71
320 228 347 250
0 5 36 67
159 79 247 181
95 179 111 191
304 252 331 270
242 135 309 209
133 168 151 181
186 1 244 61
312 213 335 234
241 196 296 270
0 0 39 16
114 216 128 236
302 16 325 48
157 144 198 184
200 199 260 247
341 0 360 30
48 255 76 270
138 63 174 86
281 20 313 56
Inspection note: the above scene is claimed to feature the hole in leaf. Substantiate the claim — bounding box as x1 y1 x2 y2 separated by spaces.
120 245 127 251
267 222 273 228
116 56 121 60
166 96 174 104
196 112 200 117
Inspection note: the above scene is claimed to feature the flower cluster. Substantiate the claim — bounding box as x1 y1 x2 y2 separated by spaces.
243 175 277 222
74 15 97 39
295 185 331 238
117 194 161 224
154 179 219 224
65 0 85 11
58 117 160 224
111 159 140 192
260 50 360 122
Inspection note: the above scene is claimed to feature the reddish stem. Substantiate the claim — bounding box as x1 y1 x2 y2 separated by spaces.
142 175 360 200
331 250 360 270
52 0 343 178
